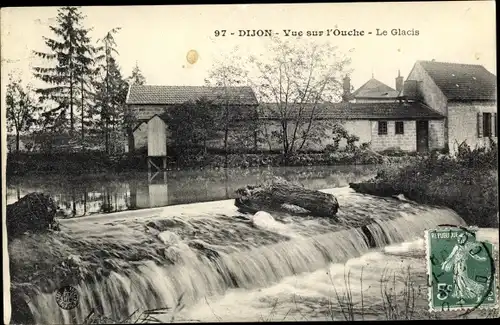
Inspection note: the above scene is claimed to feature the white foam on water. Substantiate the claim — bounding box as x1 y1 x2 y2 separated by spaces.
175 228 498 323
383 238 425 254
251 211 301 238
173 236 428 323
23 189 471 324
158 231 181 246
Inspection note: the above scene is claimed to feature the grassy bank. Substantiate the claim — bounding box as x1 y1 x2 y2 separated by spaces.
6 148 397 177
352 140 499 227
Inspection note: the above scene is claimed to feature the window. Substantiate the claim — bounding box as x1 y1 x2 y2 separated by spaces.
495 113 498 137
483 113 492 137
395 121 404 135
378 121 388 135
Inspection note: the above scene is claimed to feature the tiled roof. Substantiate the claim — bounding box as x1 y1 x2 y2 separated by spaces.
258 101 445 120
418 60 497 101
126 85 259 105
352 78 400 98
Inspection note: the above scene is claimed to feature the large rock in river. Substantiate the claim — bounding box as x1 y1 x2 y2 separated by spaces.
6 192 60 240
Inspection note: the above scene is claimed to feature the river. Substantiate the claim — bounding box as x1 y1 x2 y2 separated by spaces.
6 166 499 323
6 165 380 217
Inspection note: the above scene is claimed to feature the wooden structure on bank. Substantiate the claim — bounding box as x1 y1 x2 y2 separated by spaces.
147 115 168 183
131 180 169 209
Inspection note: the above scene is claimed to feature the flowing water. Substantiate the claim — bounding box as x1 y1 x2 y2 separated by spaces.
11 186 482 324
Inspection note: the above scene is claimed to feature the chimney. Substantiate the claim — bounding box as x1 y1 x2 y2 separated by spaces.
342 75 351 102
403 80 421 101
395 70 404 92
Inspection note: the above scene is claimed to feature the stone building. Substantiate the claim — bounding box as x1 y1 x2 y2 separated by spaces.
257 100 444 153
404 60 497 153
125 60 496 155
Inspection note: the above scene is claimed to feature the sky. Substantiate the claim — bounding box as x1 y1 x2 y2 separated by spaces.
0 1 497 102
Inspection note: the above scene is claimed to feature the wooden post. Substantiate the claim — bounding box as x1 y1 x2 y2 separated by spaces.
163 157 167 183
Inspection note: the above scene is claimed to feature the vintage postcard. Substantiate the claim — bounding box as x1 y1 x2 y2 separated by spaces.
1 1 498 324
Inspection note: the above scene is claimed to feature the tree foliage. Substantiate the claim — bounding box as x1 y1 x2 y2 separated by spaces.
248 37 352 156
128 62 146 86
92 27 129 153
93 58 128 126
6 74 40 153
32 6 95 133
163 98 223 155
205 52 260 159
124 61 146 152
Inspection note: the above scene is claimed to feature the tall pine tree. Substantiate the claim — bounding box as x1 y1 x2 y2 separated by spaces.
76 23 98 149
33 6 95 137
93 28 128 154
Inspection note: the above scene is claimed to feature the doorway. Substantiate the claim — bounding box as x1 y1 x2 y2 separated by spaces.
416 120 429 153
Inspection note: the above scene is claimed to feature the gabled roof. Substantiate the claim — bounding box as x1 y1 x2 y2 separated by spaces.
417 60 497 101
126 85 258 105
259 101 444 120
352 78 400 98
132 114 165 132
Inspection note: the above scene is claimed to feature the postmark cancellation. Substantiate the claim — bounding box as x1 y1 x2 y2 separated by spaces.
55 286 79 310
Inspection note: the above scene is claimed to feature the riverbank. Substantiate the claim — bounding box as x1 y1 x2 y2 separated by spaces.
350 141 499 227
6 149 411 177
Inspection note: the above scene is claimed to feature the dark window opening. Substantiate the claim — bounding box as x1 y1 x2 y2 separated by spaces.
483 113 492 137
495 113 497 137
395 121 404 135
378 121 388 135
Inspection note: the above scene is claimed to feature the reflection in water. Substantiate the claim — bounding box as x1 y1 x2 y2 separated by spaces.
6 165 380 218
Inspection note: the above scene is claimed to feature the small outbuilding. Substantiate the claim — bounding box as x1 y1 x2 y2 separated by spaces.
126 84 259 153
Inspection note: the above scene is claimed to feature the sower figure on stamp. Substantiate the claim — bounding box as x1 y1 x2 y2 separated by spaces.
441 233 488 303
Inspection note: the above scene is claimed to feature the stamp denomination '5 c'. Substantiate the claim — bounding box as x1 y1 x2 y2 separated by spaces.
425 227 498 312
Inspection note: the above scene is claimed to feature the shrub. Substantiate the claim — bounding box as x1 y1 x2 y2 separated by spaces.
365 140 498 227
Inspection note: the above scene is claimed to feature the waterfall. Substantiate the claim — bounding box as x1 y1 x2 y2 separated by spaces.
19 192 465 324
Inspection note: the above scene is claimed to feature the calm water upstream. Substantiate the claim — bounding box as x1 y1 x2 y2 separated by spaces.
6 165 380 217
7 166 498 323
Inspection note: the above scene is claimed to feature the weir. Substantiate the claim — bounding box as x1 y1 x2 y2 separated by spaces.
15 190 465 324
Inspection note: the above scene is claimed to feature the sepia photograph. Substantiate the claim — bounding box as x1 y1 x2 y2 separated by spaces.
1 1 498 324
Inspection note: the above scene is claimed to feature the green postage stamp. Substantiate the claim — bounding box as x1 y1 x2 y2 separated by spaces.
425 227 498 311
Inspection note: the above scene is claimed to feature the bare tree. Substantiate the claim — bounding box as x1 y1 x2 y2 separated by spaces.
249 37 352 158
205 51 257 166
